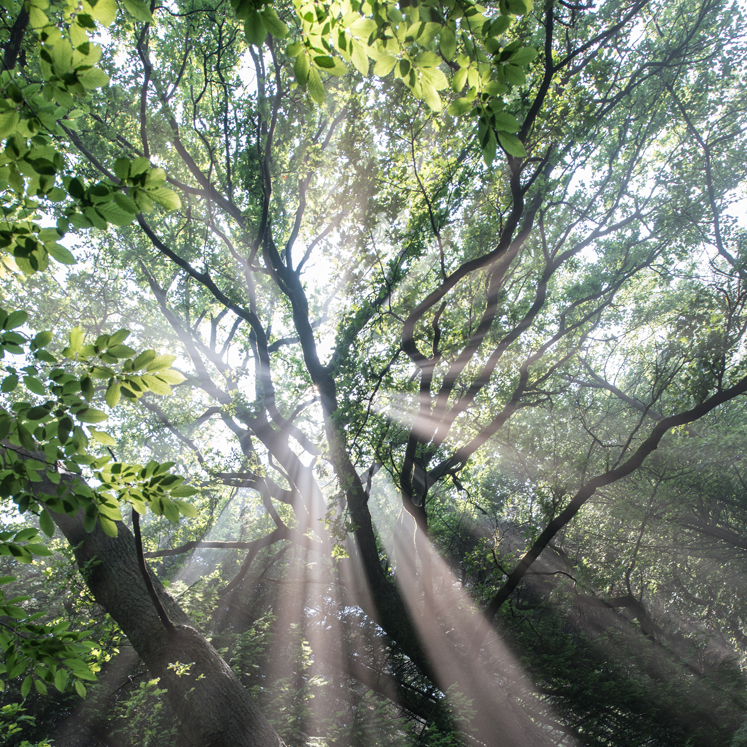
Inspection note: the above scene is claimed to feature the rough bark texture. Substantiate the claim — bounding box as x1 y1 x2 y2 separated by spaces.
38 472 285 747
2 5 28 72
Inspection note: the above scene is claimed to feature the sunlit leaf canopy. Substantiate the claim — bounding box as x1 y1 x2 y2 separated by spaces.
1 0 747 744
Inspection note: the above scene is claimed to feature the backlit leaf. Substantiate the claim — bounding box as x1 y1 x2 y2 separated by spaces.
76 407 108 424
39 509 55 537
122 0 153 22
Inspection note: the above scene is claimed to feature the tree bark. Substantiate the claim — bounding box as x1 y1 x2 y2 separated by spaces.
2 5 29 72
36 470 285 747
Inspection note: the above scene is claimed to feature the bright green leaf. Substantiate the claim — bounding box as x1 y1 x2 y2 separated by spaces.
76 408 108 424
496 130 526 157
39 509 55 537
89 427 116 446
173 498 198 517
54 668 67 693
122 0 153 22
307 67 325 104
69 327 85 352
148 187 181 211
88 0 116 25
105 381 121 408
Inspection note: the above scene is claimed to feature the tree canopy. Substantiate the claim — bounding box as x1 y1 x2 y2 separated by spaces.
0 0 747 745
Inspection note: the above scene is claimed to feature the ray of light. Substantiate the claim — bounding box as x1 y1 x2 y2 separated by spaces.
368 472 576 747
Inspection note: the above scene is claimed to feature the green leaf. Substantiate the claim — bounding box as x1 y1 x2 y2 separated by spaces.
107 344 136 358
34 678 48 695
68 213 92 230
98 514 118 536
39 509 55 537
373 54 397 77
46 242 77 265
75 679 86 697
51 39 73 73
1 374 18 392
83 512 97 532
54 668 67 693
156 368 186 385
481 126 497 165
452 66 468 92
141 374 171 395
89 427 116 446
244 11 267 47
350 42 369 75
307 67 325 104
0 110 19 139
76 408 108 424
78 67 110 90
88 0 116 25
28 5 47 28
448 97 473 116
294 52 310 85
39 228 62 242
96 199 137 226
113 159 131 181
440 27 457 61
493 111 520 133
14 528 38 542
503 63 526 86
132 349 156 369
17 422 35 451
349 17 377 35
146 354 177 371
497 131 526 157
162 497 180 523
130 157 151 177
23 375 45 394
489 16 511 36
83 207 109 230
21 675 32 698
262 7 288 38
505 0 532 14
69 326 85 352
122 0 153 22
32 330 53 348
108 329 130 345
26 543 52 556
26 405 50 420
113 191 139 214
144 167 167 187
148 187 181 210
89 366 114 379
75 12 96 28
5 310 28 329
508 46 537 66
422 83 441 112
105 381 121 408
173 499 198 517
416 51 441 68
2 331 25 345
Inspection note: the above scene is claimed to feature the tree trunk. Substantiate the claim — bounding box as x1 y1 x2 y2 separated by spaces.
38 471 285 747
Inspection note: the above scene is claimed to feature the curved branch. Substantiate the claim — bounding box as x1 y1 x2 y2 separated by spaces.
470 371 747 655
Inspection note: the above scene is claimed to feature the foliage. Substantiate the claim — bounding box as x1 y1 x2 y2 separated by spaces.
0 0 189 703
1 0 747 745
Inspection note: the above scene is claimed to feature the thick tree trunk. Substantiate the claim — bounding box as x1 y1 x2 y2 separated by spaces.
37 472 285 747
2 4 28 71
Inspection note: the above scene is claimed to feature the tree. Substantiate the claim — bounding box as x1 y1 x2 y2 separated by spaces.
2 0 747 745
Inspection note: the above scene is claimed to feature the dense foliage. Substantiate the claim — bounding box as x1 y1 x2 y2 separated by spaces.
0 0 746 745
